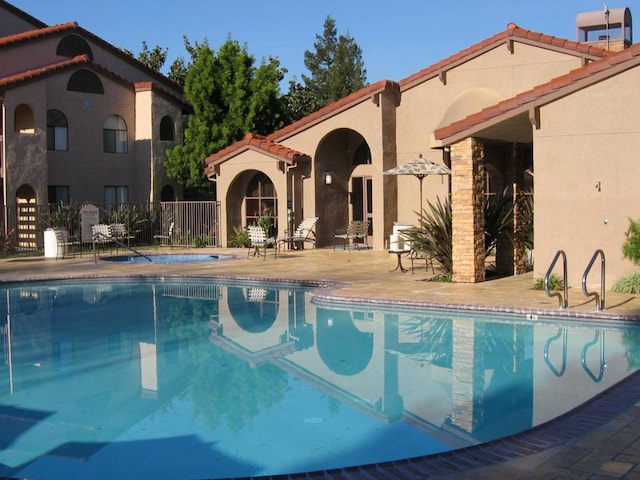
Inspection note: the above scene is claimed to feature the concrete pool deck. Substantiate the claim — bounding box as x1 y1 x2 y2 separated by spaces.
2 246 640 479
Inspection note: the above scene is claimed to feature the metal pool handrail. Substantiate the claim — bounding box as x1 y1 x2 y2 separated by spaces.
582 249 605 311
93 232 152 264
545 250 568 309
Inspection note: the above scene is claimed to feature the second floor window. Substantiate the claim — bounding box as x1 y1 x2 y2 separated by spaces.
104 185 128 204
47 110 68 151
103 115 127 153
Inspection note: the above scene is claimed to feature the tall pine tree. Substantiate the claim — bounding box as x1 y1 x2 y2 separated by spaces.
284 15 367 121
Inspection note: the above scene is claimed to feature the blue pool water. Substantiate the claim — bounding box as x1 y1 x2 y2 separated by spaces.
100 253 229 263
0 277 639 479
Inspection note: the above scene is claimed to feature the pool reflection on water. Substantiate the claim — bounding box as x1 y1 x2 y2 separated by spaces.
0 278 638 480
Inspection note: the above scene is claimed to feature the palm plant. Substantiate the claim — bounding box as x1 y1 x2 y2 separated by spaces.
403 197 452 273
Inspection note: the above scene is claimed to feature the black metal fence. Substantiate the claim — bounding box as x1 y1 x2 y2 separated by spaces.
0 201 221 255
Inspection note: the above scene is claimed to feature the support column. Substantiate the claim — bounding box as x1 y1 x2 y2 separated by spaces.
451 137 485 283
495 143 520 275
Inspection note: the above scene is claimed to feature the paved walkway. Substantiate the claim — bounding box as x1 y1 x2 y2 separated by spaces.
2 247 640 479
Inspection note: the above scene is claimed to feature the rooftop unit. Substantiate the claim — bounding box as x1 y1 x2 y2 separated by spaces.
577 6 632 51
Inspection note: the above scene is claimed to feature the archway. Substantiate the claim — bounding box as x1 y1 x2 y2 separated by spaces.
160 185 175 202
226 170 278 244
314 128 372 247
15 184 37 251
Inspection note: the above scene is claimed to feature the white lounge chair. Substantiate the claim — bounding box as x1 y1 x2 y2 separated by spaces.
278 216 318 250
247 225 277 259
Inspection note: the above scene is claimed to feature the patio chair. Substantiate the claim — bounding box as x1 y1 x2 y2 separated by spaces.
333 220 360 251
110 223 135 247
54 229 81 260
354 219 370 249
409 245 435 274
247 225 277 259
278 216 319 250
154 221 175 247
92 224 114 253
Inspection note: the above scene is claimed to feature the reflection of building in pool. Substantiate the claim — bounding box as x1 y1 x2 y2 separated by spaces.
209 286 639 446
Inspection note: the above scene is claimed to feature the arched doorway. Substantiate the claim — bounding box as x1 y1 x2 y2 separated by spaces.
226 170 278 243
15 184 37 251
314 128 372 247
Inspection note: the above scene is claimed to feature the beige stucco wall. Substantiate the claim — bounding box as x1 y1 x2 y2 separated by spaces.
269 95 390 249
394 44 587 227
215 149 290 245
534 66 640 287
2 67 183 206
135 88 183 202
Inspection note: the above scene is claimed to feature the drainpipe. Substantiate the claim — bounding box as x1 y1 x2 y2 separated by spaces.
1 99 8 238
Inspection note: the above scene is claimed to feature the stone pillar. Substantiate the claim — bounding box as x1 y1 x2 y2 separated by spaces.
513 183 530 274
451 137 485 283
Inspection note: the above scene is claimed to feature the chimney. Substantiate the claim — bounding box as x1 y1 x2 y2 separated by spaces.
576 6 632 51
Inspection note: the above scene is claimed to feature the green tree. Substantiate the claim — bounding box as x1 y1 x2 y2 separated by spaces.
168 36 206 87
288 15 367 120
165 36 286 193
125 41 168 72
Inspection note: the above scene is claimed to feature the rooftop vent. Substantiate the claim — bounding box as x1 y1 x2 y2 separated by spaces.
577 6 632 50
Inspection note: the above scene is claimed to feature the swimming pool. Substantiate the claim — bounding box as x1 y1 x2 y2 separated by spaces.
0 277 638 479
100 253 231 263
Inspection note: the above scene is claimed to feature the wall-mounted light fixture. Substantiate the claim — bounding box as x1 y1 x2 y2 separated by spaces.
323 172 333 185
595 181 601 192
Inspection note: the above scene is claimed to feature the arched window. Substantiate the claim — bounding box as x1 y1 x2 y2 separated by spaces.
47 110 68 151
159 115 174 141
245 172 277 235
103 115 127 153
160 185 175 201
67 69 104 94
14 104 34 133
56 35 93 60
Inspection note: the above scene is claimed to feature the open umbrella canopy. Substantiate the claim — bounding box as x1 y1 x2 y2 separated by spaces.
384 154 451 211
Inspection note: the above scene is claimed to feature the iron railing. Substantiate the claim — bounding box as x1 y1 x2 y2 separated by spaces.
0 201 221 255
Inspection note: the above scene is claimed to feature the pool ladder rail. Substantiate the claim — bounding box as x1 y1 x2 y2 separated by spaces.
544 249 605 311
93 231 152 263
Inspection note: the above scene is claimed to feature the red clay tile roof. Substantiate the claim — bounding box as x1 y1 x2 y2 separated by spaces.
204 133 311 177
0 21 183 94
268 80 400 142
204 80 399 173
434 42 640 144
0 54 131 91
400 23 610 91
0 55 133 91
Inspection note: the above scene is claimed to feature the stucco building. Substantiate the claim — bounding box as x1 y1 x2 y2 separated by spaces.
0 1 189 246
206 7 637 288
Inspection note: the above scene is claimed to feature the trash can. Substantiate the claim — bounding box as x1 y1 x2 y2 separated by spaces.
44 228 61 258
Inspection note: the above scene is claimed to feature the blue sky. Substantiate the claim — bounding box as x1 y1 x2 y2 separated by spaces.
10 1 640 85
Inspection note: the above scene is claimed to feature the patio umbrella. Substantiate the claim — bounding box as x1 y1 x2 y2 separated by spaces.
383 154 452 212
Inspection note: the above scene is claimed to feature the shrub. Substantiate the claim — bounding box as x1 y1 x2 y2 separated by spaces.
612 272 640 294
623 218 640 265
403 197 452 273
533 273 564 291
228 226 249 248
